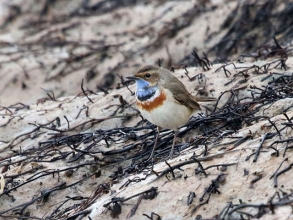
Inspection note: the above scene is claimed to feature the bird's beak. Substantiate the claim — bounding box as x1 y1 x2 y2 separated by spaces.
126 75 138 81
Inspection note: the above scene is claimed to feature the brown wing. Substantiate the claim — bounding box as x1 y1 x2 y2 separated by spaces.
163 78 201 110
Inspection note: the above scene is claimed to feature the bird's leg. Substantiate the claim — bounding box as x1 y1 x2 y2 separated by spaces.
168 130 178 160
147 126 161 161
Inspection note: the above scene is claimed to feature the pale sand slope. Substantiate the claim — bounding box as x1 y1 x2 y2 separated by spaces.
1 57 293 219
1 0 293 219
0 0 236 106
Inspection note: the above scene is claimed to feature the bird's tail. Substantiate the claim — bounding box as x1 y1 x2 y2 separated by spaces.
195 96 217 102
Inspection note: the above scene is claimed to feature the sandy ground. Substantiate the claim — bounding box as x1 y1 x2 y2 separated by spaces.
1 0 293 219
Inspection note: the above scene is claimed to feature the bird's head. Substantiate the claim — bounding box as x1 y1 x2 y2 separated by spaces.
127 65 160 87
127 65 174 87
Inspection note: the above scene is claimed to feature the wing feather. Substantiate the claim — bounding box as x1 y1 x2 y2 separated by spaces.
163 79 201 110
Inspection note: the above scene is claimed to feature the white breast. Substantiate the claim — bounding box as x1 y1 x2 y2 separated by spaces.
137 88 194 130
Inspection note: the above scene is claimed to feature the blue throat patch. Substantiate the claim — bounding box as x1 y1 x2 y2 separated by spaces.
135 79 157 101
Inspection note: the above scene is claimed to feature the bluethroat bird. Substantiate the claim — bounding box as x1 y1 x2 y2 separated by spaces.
127 65 215 160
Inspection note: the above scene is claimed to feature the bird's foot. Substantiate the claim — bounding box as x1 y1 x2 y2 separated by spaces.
165 153 173 161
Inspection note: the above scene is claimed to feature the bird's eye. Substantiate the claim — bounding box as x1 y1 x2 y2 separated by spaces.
145 73 151 78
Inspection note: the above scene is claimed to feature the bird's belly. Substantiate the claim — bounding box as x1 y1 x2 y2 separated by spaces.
138 100 193 130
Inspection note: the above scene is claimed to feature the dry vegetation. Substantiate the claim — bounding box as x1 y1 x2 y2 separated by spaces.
1 0 293 219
